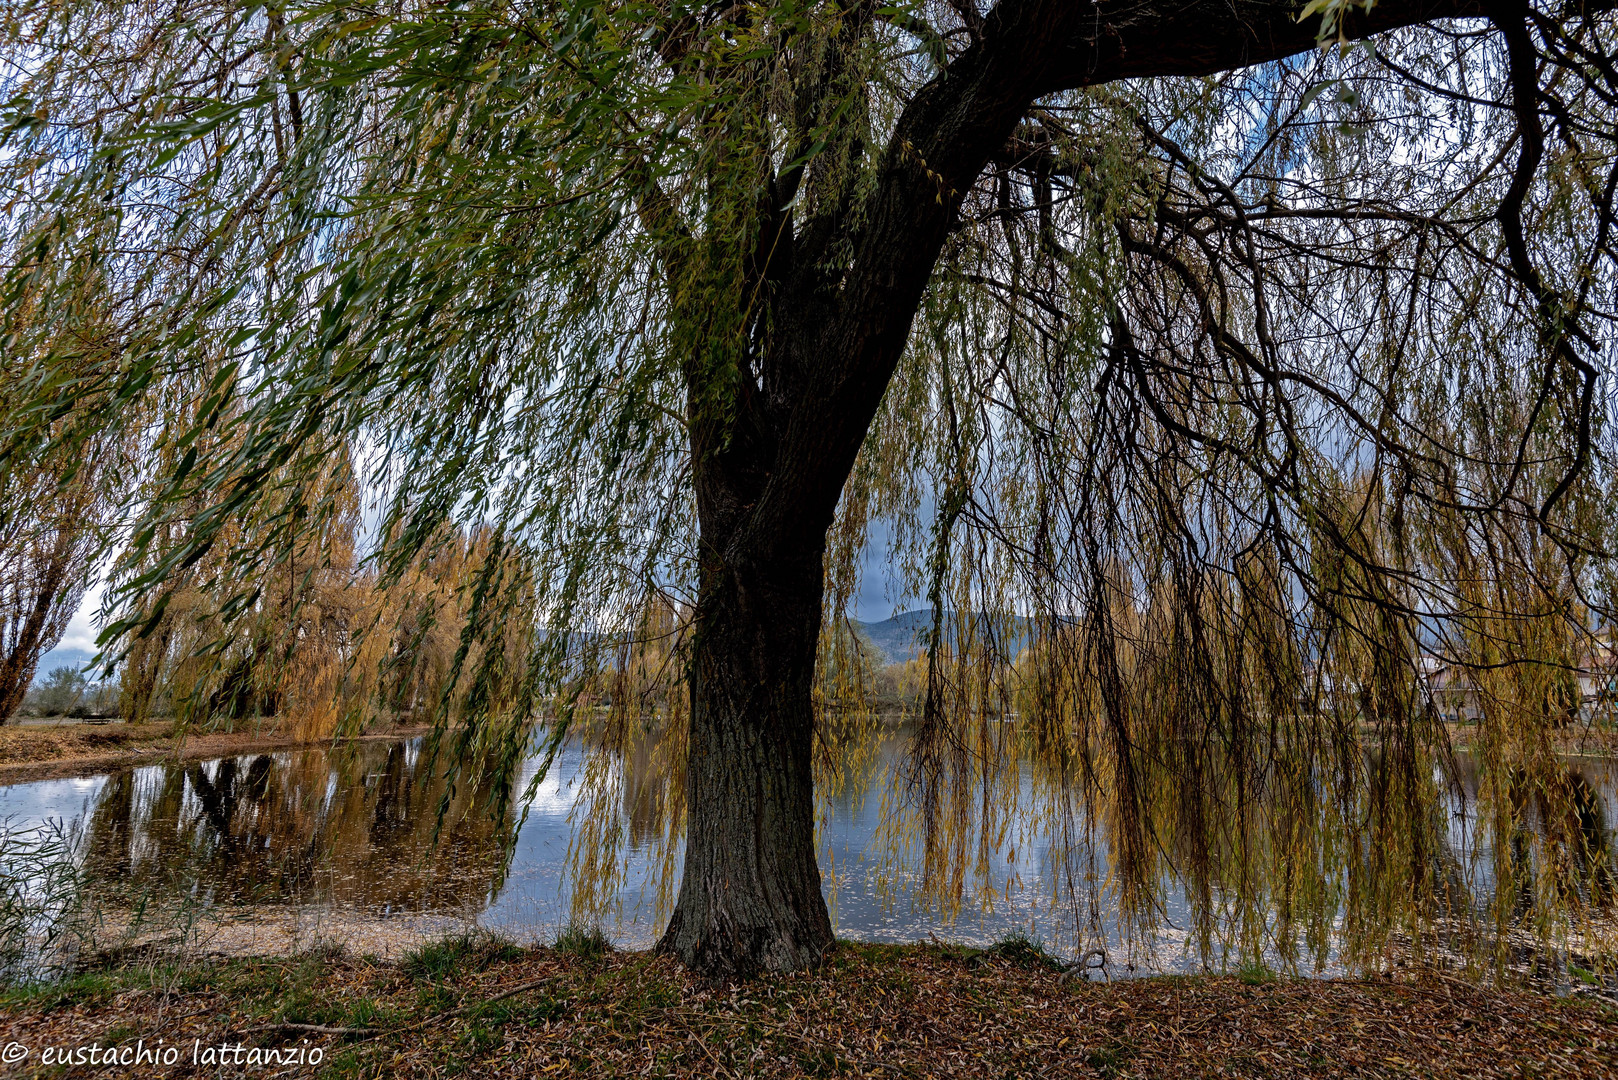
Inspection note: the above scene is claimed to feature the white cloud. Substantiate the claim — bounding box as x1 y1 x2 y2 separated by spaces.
54 580 105 653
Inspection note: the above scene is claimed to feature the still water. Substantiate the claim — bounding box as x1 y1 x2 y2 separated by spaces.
2 731 1615 973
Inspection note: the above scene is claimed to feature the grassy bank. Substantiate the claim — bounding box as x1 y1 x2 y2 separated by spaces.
1 936 1613 1078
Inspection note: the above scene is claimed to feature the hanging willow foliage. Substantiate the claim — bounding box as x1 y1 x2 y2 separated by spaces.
2 0 1616 975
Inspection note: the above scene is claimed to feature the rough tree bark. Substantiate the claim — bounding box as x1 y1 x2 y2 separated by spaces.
0 534 76 723
657 0 1508 977
658 530 834 974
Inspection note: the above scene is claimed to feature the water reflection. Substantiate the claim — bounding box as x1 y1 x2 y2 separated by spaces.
1 731 1614 972
5 741 520 920
1444 755 1618 922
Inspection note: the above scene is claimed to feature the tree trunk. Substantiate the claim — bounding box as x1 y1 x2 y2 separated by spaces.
0 544 71 723
655 526 836 977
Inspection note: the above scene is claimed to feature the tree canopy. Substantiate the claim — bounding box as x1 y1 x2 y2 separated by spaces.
3 0 1616 976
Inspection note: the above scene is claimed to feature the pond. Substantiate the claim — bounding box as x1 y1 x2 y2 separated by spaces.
2 728 1616 976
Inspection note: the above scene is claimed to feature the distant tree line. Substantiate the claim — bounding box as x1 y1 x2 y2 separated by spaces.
9 666 121 720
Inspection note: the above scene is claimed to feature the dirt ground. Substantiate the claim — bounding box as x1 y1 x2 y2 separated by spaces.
1 940 1614 1078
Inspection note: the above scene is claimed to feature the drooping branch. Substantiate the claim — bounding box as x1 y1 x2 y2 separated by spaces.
763 0 1517 546
1488 0 1601 522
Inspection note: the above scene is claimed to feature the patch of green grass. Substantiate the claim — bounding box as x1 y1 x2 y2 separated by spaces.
985 931 1066 972
1568 963 1600 986
553 923 610 961
344 997 405 1029
275 987 344 1026
921 938 987 966
456 1022 504 1056
200 961 300 1013
400 934 474 982
460 989 570 1026
603 967 679 1016
1237 960 1276 986
522 995 571 1024
400 930 524 983
217 957 356 1027
317 1048 368 1080
0 970 122 1010
416 983 458 1014
173 964 224 993
838 940 910 965
635 980 680 1011
464 993 573 1028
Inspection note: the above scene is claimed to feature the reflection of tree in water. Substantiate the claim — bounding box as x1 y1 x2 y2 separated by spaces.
1504 765 1616 919
570 714 1618 972
77 740 519 914
621 731 675 852
64 729 1617 971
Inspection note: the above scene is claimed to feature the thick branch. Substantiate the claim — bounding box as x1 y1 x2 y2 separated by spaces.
1038 0 1487 93
744 0 1602 555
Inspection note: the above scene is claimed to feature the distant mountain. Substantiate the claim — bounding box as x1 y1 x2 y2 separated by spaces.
853 610 935 665
853 610 1033 665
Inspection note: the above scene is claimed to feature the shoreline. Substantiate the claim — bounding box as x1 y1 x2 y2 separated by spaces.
4 714 1613 788
0 721 433 786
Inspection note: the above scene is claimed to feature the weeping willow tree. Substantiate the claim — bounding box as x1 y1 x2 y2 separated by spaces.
2 0 1616 977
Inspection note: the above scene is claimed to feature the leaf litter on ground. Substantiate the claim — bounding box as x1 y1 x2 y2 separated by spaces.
1 940 1614 1078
